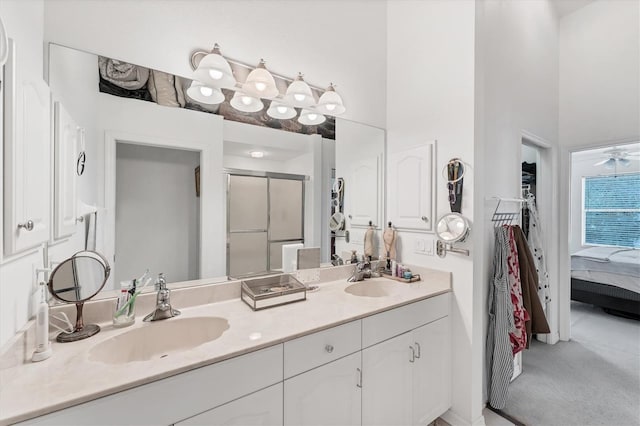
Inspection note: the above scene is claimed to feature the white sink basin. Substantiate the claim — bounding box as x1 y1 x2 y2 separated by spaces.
345 280 401 298
89 316 229 364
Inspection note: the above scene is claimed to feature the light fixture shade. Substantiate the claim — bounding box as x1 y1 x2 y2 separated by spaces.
186 81 225 104
317 84 346 115
243 59 279 99
284 73 315 107
250 151 264 158
193 44 236 89
603 158 616 169
230 92 264 112
267 101 297 119
619 158 631 167
298 109 326 125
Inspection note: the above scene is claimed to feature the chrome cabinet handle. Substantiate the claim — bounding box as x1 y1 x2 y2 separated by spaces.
17 220 34 231
415 342 421 359
409 346 415 363
421 216 428 222
356 368 362 388
325 344 334 353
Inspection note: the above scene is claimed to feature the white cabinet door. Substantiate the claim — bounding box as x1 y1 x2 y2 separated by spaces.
284 352 362 426
412 317 452 425
53 101 79 239
348 155 382 228
3 43 51 254
178 383 283 426
388 142 436 232
362 332 413 426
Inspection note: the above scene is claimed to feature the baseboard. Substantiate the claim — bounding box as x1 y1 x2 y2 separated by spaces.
441 409 485 426
536 331 560 344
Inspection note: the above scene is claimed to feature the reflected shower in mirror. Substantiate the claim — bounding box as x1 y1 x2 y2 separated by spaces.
48 43 385 294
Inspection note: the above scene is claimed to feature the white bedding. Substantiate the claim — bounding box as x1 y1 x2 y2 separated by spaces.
571 247 640 294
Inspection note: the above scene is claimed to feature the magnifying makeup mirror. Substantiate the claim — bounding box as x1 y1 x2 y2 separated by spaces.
436 213 470 257
329 211 345 232
48 251 111 342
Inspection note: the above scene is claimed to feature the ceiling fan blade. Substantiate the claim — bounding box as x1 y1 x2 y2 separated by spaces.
593 158 610 166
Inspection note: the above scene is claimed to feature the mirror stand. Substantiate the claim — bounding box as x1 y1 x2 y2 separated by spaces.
436 240 470 258
56 302 101 343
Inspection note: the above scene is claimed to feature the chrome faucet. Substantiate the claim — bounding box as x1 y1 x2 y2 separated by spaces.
144 273 180 322
347 258 380 282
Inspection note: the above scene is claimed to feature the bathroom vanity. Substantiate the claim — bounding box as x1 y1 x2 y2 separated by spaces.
0 268 451 425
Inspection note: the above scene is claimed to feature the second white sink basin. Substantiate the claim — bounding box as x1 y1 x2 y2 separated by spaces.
89 316 229 364
345 280 401 298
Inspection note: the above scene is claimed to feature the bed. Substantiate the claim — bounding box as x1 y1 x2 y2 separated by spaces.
571 247 640 319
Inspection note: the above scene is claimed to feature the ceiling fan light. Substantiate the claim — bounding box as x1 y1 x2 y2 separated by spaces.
186 80 225 104
243 59 279 99
317 83 346 115
619 158 631 167
298 109 326 125
603 158 616 169
267 101 297 119
193 44 236 89
285 73 315 107
230 91 264 112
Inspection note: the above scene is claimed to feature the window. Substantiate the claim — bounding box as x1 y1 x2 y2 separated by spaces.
582 173 640 248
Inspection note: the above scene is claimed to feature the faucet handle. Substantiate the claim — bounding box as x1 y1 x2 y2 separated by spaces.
156 273 167 290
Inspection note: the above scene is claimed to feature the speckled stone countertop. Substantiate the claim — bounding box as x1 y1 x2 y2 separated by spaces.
0 265 451 425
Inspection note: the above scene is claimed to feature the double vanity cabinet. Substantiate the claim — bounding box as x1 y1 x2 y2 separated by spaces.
6 276 451 426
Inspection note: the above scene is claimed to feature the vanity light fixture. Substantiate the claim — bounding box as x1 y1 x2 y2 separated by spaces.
267 101 297 119
250 151 264 158
284 73 315 107
192 43 236 89
230 91 264 113
298 109 326 125
317 83 346 115
243 59 279 99
186 80 225 104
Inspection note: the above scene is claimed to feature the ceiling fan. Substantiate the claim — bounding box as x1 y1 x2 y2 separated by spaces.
594 147 640 169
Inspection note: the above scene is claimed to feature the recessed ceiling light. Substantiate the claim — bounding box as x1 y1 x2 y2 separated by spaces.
250 151 264 158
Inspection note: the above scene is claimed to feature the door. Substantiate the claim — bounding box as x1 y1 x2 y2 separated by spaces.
412 317 451 425
284 352 362 426
3 47 51 255
269 177 304 269
362 332 413 426
53 102 79 239
348 156 382 227
388 142 435 232
228 175 269 276
177 383 283 426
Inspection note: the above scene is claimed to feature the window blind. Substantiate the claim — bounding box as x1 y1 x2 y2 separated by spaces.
583 173 640 248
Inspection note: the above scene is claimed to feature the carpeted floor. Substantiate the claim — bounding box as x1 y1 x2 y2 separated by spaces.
502 301 640 426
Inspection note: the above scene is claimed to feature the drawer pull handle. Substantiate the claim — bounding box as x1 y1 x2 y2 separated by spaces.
409 346 415 363
17 220 34 231
325 344 334 353
415 342 421 359
356 368 362 388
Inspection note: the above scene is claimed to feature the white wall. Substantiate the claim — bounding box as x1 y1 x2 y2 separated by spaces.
557 0 640 340
43 0 387 128
559 0 640 148
387 1 479 424
475 0 559 414
115 144 200 285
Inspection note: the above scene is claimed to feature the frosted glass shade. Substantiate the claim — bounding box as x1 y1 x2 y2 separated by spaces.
284 74 315 107
317 84 346 115
243 60 279 99
193 49 236 89
298 109 326 125
186 81 225 104
267 101 297 119
230 92 264 112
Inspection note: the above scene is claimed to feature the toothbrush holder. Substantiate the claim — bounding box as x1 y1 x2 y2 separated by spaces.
113 296 136 328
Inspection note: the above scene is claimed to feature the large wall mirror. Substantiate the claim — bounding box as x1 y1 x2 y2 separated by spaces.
47 43 385 292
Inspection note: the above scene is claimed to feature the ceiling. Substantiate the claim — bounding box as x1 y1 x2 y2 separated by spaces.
572 142 640 162
553 0 597 18
224 140 307 162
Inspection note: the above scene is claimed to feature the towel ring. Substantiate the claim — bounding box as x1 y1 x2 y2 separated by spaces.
441 158 470 183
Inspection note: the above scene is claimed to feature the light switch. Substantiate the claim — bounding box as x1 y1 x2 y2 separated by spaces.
414 237 434 256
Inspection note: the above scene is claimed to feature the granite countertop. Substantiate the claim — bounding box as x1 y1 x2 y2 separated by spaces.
0 267 451 425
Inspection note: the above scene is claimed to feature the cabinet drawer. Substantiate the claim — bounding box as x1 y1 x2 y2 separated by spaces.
284 320 361 378
362 293 450 348
23 344 283 425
